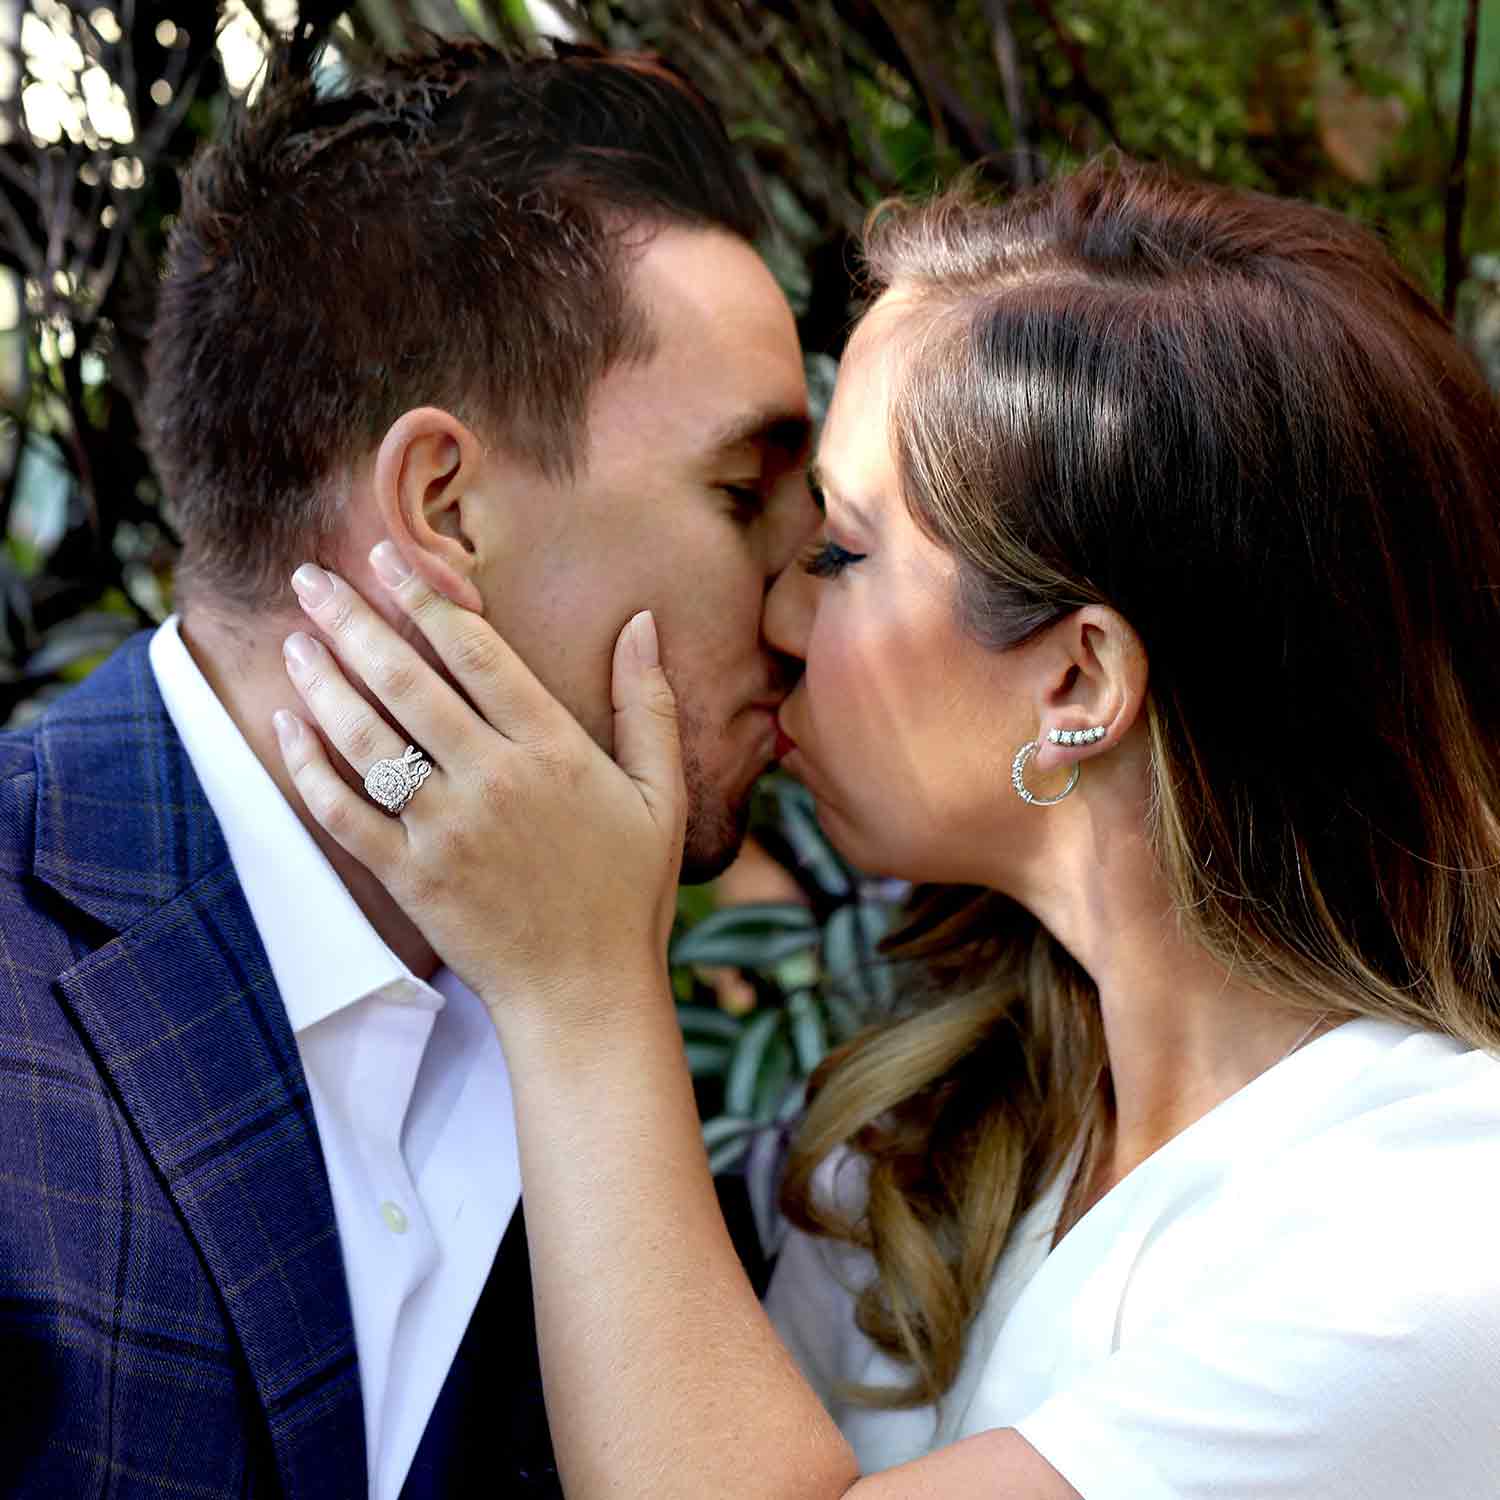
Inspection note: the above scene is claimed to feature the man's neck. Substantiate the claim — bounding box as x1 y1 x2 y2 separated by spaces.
180 606 441 981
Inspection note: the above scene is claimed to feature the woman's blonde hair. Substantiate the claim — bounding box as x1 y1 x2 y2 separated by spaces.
780 157 1500 1407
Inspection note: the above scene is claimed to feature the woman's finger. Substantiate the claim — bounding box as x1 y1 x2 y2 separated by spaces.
611 611 686 846
282 629 415 781
272 708 407 866
290 561 481 766
367 541 571 745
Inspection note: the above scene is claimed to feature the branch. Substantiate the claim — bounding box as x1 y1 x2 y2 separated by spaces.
1442 0 1481 321
1026 0 1120 147
866 0 1004 162
982 0 1035 185
1317 0 1356 82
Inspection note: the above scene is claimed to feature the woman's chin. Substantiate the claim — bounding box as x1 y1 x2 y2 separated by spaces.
802 794 897 880
811 795 978 889
780 753 914 880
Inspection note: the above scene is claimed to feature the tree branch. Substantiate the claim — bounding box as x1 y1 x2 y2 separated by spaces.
1026 0 1120 147
1317 0 1357 81
982 0 1035 185
1442 0 1481 321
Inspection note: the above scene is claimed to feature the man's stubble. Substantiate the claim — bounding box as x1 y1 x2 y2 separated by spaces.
675 690 755 886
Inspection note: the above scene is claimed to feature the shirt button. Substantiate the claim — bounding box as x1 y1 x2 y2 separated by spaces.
380 1200 409 1235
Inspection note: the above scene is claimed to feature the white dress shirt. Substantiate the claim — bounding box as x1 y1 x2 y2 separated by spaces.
149 617 522 1500
768 1018 1500 1497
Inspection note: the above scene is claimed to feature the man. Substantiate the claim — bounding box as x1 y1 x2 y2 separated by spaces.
0 36 813 1500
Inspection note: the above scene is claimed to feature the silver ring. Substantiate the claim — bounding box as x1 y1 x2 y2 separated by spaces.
363 744 434 815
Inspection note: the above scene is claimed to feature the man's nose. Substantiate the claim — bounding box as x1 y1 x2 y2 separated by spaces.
760 475 821 663
764 470 823 582
762 550 814 664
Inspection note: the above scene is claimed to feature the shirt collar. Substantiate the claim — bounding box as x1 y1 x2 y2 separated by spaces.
148 615 439 1033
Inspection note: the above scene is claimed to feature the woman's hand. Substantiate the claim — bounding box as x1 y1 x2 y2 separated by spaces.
272 541 686 1029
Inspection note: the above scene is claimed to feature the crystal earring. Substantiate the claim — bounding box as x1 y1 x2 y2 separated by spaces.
1046 726 1107 746
1011 741 1081 806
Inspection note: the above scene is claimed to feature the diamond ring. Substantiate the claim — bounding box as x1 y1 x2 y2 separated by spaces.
363 744 434 815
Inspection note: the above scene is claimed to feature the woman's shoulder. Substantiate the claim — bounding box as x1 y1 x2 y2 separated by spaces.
1267 1016 1500 1164
1067 1018 1500 1376
1181 1015 1500 1174
1137 1018 1500 1275
978 1023 1500 1495
1269 1019 1500 1251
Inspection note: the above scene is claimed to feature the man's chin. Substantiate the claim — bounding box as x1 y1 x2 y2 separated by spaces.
678 793 755 886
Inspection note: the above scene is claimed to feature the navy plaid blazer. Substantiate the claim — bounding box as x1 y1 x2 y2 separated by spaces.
0 633 366 1498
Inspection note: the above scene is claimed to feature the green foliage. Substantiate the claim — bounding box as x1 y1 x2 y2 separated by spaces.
670 779 903 1190
2 2 1496 727
2 7 1497 1196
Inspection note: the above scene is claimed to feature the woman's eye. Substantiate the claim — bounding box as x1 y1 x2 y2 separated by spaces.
802 540 867 579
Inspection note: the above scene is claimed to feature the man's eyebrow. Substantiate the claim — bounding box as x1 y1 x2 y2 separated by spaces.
705 406 813 461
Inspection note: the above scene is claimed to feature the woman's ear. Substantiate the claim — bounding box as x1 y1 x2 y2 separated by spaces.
372 407 486 613
1030 605 1148 773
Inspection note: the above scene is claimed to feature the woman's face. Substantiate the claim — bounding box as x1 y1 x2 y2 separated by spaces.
765 292 1045 886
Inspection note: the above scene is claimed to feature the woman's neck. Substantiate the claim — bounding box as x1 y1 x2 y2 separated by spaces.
1002 769 1329 1194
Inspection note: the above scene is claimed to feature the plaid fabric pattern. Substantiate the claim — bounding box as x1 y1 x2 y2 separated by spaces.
0 634 366 1499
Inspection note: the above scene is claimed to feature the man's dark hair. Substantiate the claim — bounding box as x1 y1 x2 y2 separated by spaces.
144 37 763 609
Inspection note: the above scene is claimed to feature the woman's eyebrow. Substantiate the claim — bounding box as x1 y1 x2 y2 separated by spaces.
809 460 877 532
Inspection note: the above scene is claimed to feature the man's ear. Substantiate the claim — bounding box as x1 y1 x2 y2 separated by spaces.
1030 605 1149 774
371 406 486 613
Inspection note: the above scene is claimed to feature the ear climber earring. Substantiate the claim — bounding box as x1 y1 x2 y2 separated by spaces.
1046 726 1107 746
1011 741 1081 806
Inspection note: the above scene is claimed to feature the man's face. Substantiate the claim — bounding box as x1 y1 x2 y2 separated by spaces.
470 227 816 880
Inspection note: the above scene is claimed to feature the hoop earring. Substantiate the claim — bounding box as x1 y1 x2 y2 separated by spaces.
1011 740 1080 806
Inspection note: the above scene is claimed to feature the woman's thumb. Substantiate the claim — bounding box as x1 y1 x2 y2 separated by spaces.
611 611 685 833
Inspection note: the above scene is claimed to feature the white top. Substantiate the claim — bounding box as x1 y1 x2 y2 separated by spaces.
150 618 522 1500
767 1017 1500 1497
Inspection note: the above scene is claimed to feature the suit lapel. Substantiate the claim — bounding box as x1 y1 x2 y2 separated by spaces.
35 635 367 1500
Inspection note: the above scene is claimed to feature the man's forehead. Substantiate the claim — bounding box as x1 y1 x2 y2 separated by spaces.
589 225 810 465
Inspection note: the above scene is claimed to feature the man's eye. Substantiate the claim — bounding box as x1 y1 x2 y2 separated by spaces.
802 540 867 579
721 484 763 520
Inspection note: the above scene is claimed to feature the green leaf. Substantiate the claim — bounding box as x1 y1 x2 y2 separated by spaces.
822 901 895 1007
708 1138 750 1174
725 1008 784 1118
676 1004 746 1044
773 781 854 898
786 989 827 1075
822 990 865 1044
702 1114 758 1174
27 612 137 676
671 903 818 970
674 882 718 928
684 1040 732 1078
772 951 819 991
752 1031 795 1120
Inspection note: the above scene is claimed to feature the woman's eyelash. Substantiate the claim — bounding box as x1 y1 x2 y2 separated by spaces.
802 540 867 578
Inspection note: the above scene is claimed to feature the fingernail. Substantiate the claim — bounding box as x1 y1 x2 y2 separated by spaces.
370 541 412 588
630 610 659 669
291 563 333 608
283 631 320 670
272 709 303 753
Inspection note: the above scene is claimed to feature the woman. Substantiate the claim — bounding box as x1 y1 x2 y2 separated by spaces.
274 159 1500 1497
